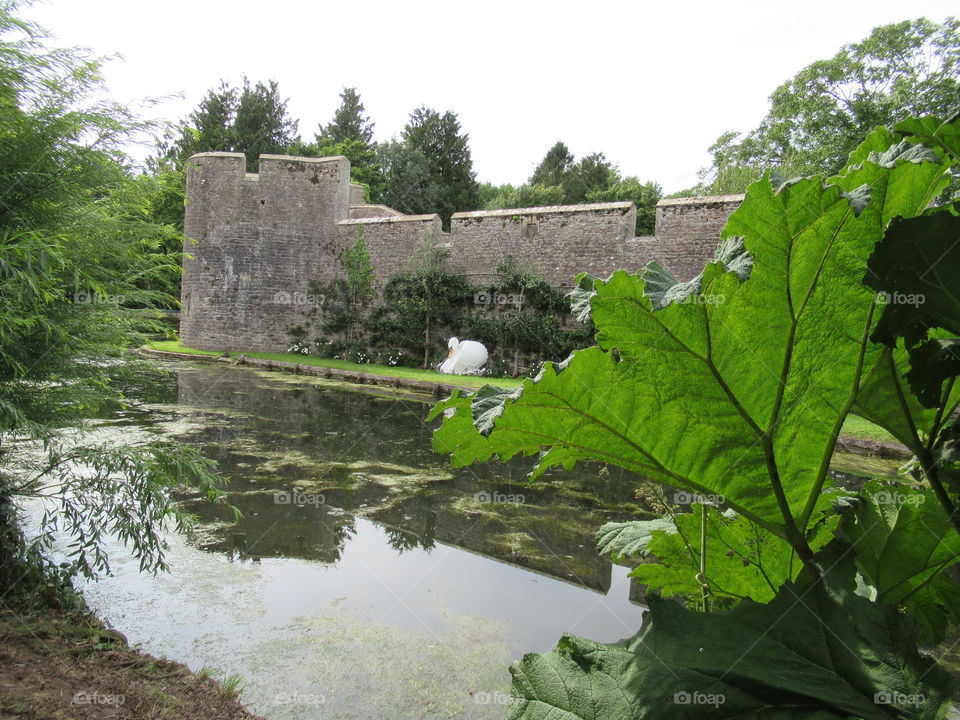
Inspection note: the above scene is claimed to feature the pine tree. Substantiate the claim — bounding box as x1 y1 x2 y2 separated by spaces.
529 141 573 188
232 77 298 171
395 107 480 228
320 87 374 145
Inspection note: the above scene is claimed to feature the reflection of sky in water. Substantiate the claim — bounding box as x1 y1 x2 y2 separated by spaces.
65 510 643 720
258 517 645 650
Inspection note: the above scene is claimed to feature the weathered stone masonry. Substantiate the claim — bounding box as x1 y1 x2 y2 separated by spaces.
181 152 743 352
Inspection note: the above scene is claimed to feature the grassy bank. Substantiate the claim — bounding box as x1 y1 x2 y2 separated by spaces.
840 414 897 444
0 599 260 720
147 340 896 444
146 340 523 389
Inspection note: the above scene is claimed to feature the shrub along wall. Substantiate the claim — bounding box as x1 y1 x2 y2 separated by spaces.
287 255 593 377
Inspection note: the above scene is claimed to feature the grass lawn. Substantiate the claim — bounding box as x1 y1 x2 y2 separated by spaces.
148 341 895 442
840 414 898 444
146 340 522 389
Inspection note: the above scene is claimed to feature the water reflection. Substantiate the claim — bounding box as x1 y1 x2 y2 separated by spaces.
162 363 655 594
75 358 912 720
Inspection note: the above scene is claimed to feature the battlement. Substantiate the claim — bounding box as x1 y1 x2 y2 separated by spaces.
452 201 635 220
181 153 743 352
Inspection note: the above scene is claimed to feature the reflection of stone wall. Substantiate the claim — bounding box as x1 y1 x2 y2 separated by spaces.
182 152 743 352
171 365 626 591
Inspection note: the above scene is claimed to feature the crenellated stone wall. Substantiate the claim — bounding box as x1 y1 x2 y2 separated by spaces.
181 152 743 352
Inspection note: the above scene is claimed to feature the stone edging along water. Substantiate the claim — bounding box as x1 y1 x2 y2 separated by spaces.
136 346 912 460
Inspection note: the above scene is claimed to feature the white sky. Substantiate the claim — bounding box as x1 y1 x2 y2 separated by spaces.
23 0 960 193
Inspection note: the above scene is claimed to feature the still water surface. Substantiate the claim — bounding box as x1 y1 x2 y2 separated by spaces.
46 359 901 719
76 360 658 719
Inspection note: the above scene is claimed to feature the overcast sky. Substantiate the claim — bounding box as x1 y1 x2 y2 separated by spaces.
23 0 959 193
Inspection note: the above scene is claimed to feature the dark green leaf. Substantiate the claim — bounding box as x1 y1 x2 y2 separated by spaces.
867 211 960 348
840 481 960 643
507 544 954 719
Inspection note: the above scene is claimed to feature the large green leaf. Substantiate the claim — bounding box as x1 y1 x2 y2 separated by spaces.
894 116 960 165
841 481 960 643
599 501 841 605
595 517 675 560
506 545 954 720
431 124 955 540
852 342 947 446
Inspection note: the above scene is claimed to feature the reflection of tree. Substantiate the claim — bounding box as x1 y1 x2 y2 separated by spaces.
374 497 439 554
168 365 639 588
384 520 435 554
317 515 356 562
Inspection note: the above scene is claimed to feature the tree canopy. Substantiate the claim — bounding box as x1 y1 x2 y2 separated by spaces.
696 17 960 194
530 141 574 187
485 143 662 235
308 87 385 201
319 86 374 145
165 76 298 172
378 107 480 228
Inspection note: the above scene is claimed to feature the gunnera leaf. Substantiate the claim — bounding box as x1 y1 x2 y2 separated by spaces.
867 211 960 350
506 543 953 720
434 128 953 536
838 481 960 644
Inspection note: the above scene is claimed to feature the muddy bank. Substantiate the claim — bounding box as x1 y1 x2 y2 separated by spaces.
0 600 262 720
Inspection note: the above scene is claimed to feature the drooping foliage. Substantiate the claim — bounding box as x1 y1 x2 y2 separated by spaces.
0 1 228 597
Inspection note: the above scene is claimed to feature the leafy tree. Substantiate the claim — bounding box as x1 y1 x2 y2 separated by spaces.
373 244 472 367
530 141 574 187
0 2 228 596
587 176 662 235
482 183 565 210
299 87 387 202
431 116 960 715
526 143 661 233
343 227 375 305
560 151 615 203
376 137 444 216
700 17 960 194
311 227 376 350
164 77 298 172
466 259 582 376
165 82 237 163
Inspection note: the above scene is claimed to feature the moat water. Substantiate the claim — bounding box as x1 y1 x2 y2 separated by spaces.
27 358 905 719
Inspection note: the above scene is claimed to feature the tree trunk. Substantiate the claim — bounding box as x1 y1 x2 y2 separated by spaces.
423 317 431 369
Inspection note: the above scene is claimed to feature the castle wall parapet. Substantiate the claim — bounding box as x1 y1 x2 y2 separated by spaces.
181 153 743 352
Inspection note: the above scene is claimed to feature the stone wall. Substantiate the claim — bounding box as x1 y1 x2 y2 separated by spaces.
181 151 744 352
181 153 351 352
450 202 636 288
619 195 746 280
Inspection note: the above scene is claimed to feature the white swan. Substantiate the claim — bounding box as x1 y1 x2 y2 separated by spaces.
438 337 488 375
